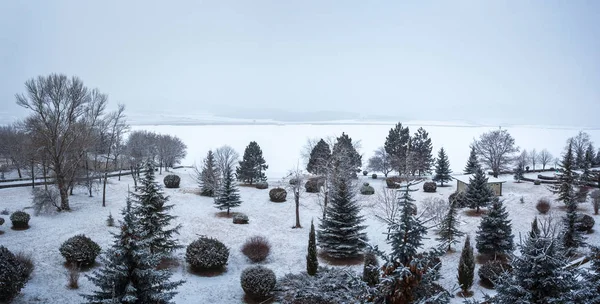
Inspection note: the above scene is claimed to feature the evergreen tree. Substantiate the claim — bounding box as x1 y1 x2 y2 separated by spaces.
214 167 242 215
236 141 268 184
457 236 475 297
552 142 576 205
437 200 464 251
595 149 600 167
306 139 331 175
582 246 600 303
464 146 480 174
384 123 411 175
582 143 594 182
306 220 318 276
388 183 428 265
562 199 584 250
317 171 367 259
331 133 362 176
409 127 433 176
465 167 494 213
529 217 540 239
83 197 183 304
475 198 514 257
199 150 219 197
433 147 453 186
362 250 380 287
490 219 583 304
513 160 525 182
132 162 182 257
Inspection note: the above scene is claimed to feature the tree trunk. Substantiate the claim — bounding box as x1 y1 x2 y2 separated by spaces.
42 160 48 191
86 153 93 197
31 160 35 189
294 191 301 228
56 175 70 211
130 166 137 190
102 173 108 207
16 165 22 179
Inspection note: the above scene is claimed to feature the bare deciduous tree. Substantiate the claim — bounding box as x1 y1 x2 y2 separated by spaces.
529 148 538 171
285 163 306 229
102 105 128 207
539 149 553 170
472 129 519 177
367 146 394 177
215 145 239 175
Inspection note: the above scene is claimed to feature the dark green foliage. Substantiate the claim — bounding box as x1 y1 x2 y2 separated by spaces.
385 122 411 175
305 177 324 193
133 162 182 257
186 237 229 271
306 220 318 276
433 148 452 186
562 199 585 249
214 167 242 215
163 174 180 188
464 146 480 174
269 187 287 202
476 198 514 257
457 236 475 295
478 260 512 288
363 170 368 176
360 182 375 195
533 179 541 185
423 182 437 193
59 234 101 267
255 181 268 189
240 266 276 301
307 139 331 175
106 212 114 227
529 217 540 239
582 246 600 303
577 214 595 232
317 173 368 259
513 161 524 182
10 211 30 228
362 251 379 286
372 173 377 179
437 200 464 251
0 217 4 226
409 128 434 176
331 132 362 176
465 167 494 213
0 246 31 302
449 191 468 208
236 141 268 184
83 198 183 304
551 143 576 206
199 150 219 197
581 144 594 182
232 213 249 224
385 176 403 189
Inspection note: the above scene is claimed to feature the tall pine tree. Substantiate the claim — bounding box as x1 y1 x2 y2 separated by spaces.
199 150 219 197
475 198 514 257
465 167 494 213
582 246 600 303
331 133 362 176
409 127 433 176
132 162 182 257
552 142 576 205
236 141 268 184
306 139 331 175
214 167 242 215
317 171 367 259
83 197 183 304
464 146 480 174
437 200 464 251
581 143 594 182
384 123 411 175
433 147 453 186
457 236 475 297
306 219 318 276
513 160 525 182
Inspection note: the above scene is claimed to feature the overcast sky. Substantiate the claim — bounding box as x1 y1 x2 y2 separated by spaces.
1 1 599 126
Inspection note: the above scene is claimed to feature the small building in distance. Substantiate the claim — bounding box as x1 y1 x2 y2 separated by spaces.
454 174 506 196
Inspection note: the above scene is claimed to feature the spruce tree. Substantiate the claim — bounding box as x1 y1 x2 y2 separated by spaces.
331 133 362 176
465 167 494 213
384 122 411 175
475 198 514 257
513 161 525 182
595 149 600 167
83 197 183 304
199 150 219 197
132 162 182 257
437 200 464 251
582 144 594 182
464 146 479 174
236 141 268 184
433 147 453 186
409 127 433 176
457 236 475 297
529 217 540 239
388 183 428 265
317 171 367 259
562 199 584 250
551 142 576 205
306 220 318 276
582 246 600 303
362 250 380 287
214 167 242 215
307 139 331 175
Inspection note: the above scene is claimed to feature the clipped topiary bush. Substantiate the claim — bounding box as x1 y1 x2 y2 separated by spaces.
0 246 31 302
241 236 271 263
591 189 600 215
59 234 101 267
362 251 379 286
186 236 229 271
240 266 276 301
385 176 403 189
363 170 368 176
536 198 551 214
372 174 378 179
233 213 249 224
269 188 287 202
423 182 437 193
360 183 375 195
449 191 468 208
255 181 269 190
0 217 4 226
533 180 541 185
10 211 30 229
576 214 595 232
163 174 181 188
478 260 513 288
305 177 325 193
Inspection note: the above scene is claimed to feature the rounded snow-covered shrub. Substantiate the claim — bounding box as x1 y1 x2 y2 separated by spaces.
576 214 595 232
240 266 276 301
385 176 403 189
0 246 32 302
533 180 541 185
372 174 378 179
305 177 324 193
163 174 180 188
233 213 249 224
186 237 229 271
59 234 101 267
536 198 551 214
255 181 269 190
0 217 4 226
269 188 287 202
360 183 375 195
478 260 512 288
449 191 468 208
10 211 30 229
423 182 437 193
363 170 368 176
241 236 271 263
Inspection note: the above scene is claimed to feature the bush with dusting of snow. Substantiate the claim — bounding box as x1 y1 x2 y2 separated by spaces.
163 174 181 188
240 266 276 301
0 246 31 302
186 236 229 271
59 234 101 267
276 267 365 303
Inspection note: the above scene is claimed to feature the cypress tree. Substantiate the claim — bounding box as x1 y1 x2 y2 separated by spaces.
83 197 184 304
214 167 242 215
475 198 514 257
317 171 367 259
385 123 411 175
433 147 453 186
465 167 494 213
457 236 475 297
464 146 479 174
132 162 182 257
437 200 464 251
307 139 331 175
306 220 318 276
236 141 268 184
199 150 219 197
